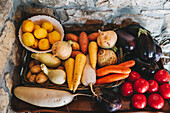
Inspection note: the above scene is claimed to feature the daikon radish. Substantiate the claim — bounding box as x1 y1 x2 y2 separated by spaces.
14 86 91 108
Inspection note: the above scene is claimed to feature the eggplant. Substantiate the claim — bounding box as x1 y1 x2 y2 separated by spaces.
132 58 159 79
154 44 162 62
94 88 122 112
116 29 136 52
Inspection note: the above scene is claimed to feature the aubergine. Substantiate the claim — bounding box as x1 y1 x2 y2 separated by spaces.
136 28 157 62
154 44 162 62
132 58 159 79
94 88 122 112
116 29 136 52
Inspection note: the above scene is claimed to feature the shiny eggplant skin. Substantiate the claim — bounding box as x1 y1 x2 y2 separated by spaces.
131 58 159 79
116 29 136 52
94 88 122 112
154 44 162 62
136 33 157 63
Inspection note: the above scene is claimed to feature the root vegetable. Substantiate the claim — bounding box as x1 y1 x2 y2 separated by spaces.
26 71 32 80
30 65 41 74
36 72 48 83
52 41 72 60
65 33 78 42
118 60 135 68
97 30 117 48
65 58 74 91
88 32 99 41
73 54 86 93
79 32 89 54
29 74 36 83
31 53 61 68
97 49 117 67
29 60 40 69
89 41 98 69
14 86 91 108
71 51 83 58
41 64 66 85
72 41 80 51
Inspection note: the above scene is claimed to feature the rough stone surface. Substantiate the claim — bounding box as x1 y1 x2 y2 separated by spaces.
132 0 164 9
164 14 170 33
37 0 75 7
164 1 170 9
56 9 69 22
5 73 13 93
112 14 164 36
109 0 132 9
0 0 13 28
141 10 170 17
0 88 9 113
0 21 15 78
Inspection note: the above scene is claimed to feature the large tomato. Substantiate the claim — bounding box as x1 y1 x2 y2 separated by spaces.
132 94 147 109
148 93 164 109
159 83 170 99
147 80 159 93
121 82 133 97
134 78 149 93
154 69 170 83
127 71 141 82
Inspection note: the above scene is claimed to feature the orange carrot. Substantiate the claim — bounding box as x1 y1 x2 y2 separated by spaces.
71 51 83 58
96 73 129 84
88 32 99 41
96 65 131 77
118 60 135 68
79 32 89 54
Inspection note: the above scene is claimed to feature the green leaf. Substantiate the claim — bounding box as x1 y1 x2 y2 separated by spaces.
138 28 148 37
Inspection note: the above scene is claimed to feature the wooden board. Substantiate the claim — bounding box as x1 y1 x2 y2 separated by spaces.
11 23 170 113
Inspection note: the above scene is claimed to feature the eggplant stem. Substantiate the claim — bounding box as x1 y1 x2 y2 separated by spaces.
138 28 148 37
89 83 97 97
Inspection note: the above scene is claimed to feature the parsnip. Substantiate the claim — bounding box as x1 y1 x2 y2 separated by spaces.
14 87 91 108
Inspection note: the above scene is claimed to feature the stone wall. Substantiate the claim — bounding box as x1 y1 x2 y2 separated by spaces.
0 0 169 113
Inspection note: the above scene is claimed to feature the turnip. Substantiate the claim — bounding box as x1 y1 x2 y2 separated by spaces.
14 86 91 108
52 41 72 60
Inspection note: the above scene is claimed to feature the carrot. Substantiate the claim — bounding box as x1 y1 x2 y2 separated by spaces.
71 51 83 58
96 65 131 77
79 32 89 54
65 58 74 91
65 33 79 42
118 60 135 68
89 41 98 69
73 54 86 93
96 73 129 84
88 32 99 41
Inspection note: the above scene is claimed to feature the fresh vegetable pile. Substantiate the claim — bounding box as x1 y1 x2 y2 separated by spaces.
14 19 170 112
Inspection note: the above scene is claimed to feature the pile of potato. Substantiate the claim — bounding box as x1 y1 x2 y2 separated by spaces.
26 60 48 83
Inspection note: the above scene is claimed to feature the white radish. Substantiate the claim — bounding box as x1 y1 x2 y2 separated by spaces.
14 86 91 108
81 55 96 95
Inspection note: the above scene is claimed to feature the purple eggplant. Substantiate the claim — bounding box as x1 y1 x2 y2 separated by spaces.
94 88 122 112
132 58 159 79
116 29 136 52
154 44 162 62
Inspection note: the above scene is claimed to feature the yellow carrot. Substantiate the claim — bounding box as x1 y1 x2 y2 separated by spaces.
65 58 74 91
89 41 98 69
73 54 86 93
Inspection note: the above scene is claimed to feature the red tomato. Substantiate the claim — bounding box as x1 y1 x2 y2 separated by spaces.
121 82 133 97
159 83 170 99
148 80 159 93
127 71 141 82
148 93 164 109
132 94 147 109
154 69 170 83
134 78 149 93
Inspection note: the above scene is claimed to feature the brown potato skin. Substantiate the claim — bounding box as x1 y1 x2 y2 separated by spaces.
79 32 89 54
88 32 99 41
29 60 40 69
36 72 48 83
26 71 32 80
71 51 83 58
29 74 36 82
30 65 41 74
57 66 64 70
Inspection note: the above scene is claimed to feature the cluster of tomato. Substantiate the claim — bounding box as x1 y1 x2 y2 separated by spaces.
120 69 170 109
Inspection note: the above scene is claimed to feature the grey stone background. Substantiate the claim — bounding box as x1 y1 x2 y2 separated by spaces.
0 0 169 112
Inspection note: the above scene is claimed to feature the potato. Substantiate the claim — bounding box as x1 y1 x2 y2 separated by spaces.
97 49 117 67
57 66 64 70
26 71 32 80
29 60 40 69
36 72 48 83
29 74 36 82
30 65 41 74
72 41 80 51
